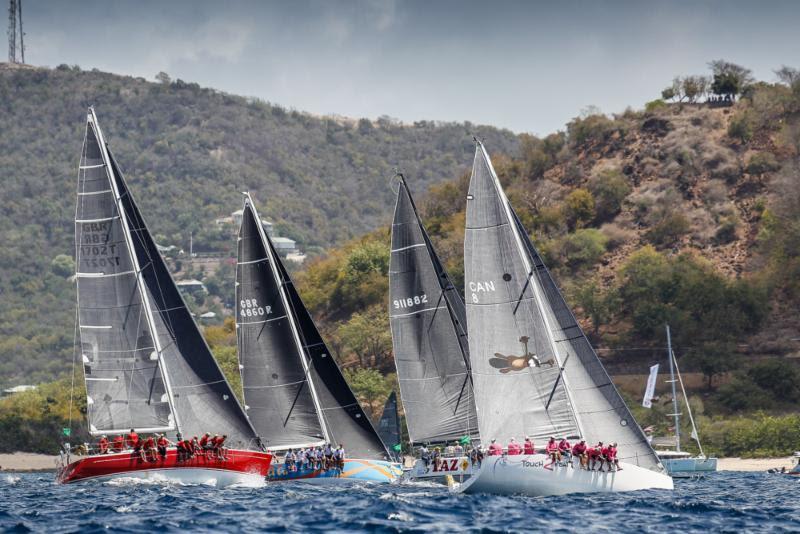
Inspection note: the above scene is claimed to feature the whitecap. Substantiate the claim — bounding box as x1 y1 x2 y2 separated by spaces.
388 512 413 522
4 475 21 485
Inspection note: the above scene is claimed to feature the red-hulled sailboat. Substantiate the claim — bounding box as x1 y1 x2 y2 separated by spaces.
57 109 271 485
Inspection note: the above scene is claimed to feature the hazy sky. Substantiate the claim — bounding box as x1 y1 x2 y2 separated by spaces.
19 0 800 134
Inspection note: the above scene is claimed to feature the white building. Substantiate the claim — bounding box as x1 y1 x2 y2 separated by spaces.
271 237 297 253
2 385 36 397
176 279 207 294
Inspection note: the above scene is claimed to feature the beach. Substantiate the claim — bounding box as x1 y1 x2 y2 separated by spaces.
0 453 59 472
717 457 794 472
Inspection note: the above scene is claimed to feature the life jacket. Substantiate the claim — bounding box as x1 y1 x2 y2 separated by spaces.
507 442 522 455
157 437 168 447
488 443 503 456
545 441 558 453
523 441 535 455
126 432 139 448
559 440 570 451
572 443 587 455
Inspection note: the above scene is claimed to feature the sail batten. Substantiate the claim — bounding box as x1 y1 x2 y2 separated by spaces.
389 178 479 444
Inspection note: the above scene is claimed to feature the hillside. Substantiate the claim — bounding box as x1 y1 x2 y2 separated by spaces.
0 63 519 387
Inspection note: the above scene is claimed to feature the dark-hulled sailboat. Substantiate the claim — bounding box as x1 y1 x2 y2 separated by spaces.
388 176 479 480
57 109 272 485
454 141 672 496
236 194 401 483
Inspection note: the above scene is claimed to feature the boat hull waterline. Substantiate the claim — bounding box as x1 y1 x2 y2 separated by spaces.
268 459 403 483
661 456 718 475
56 448 273 486
453 454 674 496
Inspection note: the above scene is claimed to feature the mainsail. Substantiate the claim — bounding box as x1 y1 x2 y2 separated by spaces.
238 195 390 460
378 391 402 462
76 109 260 449
236 199 325 449
464 141 660 469
389 176 479 444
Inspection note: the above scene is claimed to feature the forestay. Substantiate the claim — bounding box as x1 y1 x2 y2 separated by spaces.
236 200 325 449
78 110 261 448
466 141 660 470
389 178 479 444
75 117 173 435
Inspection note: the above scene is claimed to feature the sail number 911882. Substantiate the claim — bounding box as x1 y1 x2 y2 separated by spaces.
393 294 428 309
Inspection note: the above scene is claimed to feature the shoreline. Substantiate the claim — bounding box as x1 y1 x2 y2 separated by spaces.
0 452 794 474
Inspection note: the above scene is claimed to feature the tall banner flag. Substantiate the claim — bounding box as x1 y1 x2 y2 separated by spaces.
642 364 659 408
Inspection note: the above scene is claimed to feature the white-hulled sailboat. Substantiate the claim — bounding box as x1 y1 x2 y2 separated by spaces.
388 175 480 482
453 140 673 496
58 110 272 485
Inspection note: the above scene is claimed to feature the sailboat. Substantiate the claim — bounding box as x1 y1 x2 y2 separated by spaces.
377 391 403 463
388 175 480 481
57 109 272 485
649 326 718 475
235 194 402 483
453 140 673 496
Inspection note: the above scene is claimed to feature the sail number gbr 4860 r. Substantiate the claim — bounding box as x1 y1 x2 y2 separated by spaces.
239 298 272 318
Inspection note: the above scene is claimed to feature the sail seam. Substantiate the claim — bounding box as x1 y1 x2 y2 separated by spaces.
76 270 135 278
76 216 120 223
390 305 447 318
238 257 269 265
79 163 106 169
78 189 112 196
391 243 426 253
237 314 288 325
243 378 308 389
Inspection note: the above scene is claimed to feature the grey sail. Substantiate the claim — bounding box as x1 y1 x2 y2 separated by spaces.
378 391 401 462
239 195 391 460
81 110 260 448
465 141 660 470
236 199 325 449
75 117 174 435
389 177 479 444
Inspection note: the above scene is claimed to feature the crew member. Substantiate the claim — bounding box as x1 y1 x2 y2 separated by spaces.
98 435 109 454
157 434 170 460
112 434 125 453
487 439 503 456
608 442 622 471
126 428 139 450
572 439 588 469
213 435 227 460
419 444 431 468
523 436 535 455
545 437 560 466
589 441 604 471
507 437 522 455
558 437 572 466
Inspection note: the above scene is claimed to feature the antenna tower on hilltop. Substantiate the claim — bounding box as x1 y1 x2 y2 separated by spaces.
7 0 24 64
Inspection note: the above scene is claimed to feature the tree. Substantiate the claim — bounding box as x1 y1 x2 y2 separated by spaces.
155 71 171 84
708 60 753 98
50 254 74 277
775 65 800 86
685 341 739 390
570 278 613 337
589 168 631 222
681 75 709 103
338 305 393 369
343 368 392 420
563 189 596 230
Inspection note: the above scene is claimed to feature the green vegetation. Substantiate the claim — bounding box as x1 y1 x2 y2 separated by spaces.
0 65 518 389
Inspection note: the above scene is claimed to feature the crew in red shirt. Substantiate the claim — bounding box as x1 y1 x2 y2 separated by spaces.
572 439 588 469
507 437 522 455
199 433 211 450
98 435 109 454
125 429 139 450
213 435 227 460
112 435 125 453
487 439 503 456
558 437 572 466
608 442 622 471
156 434 170 460
523 436 535 455
545 437 560 466
142 435 157 462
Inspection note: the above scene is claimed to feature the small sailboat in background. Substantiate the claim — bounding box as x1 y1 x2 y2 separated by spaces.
648 325 718 475
236 194 402 483
388 175 480 482
377 391 403 463
58 109 272 485
453 140 673 496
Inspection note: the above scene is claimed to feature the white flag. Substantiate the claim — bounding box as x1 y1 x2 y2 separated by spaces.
642 364 659 408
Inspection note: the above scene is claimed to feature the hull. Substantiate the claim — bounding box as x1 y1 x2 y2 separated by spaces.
268 458 402 484
56 448 272 486
661 456 717 475
453 454 673 496
404 457 476 483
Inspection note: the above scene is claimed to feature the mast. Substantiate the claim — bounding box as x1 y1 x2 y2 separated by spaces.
672 344 704 457
243 193 330 443
476 141 585 439
88 108 181 435
665 324 680 452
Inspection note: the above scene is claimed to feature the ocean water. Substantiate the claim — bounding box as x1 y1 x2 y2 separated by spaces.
0 471 797 532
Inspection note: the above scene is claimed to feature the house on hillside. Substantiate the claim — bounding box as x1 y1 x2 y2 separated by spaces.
2 385 36 397
271 237 297 254
175 279 207 295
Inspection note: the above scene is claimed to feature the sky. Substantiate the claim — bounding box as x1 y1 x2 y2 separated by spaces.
17 0 800 134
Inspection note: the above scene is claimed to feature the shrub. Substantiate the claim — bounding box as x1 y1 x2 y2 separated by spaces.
714 215 739 244
563 188 596 230
599 223 635 250
589 168 631 222
645 99 667 113
562 229 608 269
567 113 627 149
728 111 754 143
645 211 690 247
746 152 781 174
